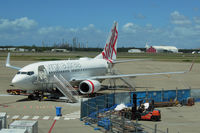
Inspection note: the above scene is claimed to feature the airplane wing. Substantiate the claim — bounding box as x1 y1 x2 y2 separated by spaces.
112 59 151 64
90 71 187 80
6 53 21 70
71 70 187 82
72 59 195 82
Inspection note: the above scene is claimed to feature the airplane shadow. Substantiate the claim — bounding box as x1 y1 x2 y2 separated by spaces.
16 98 34 102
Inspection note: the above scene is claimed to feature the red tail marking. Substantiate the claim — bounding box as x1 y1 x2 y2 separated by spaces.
111 30 118 57
101 24 118 62
104 26 118 60
102 52 113 63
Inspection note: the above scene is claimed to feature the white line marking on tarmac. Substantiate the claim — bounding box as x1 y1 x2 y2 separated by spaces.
54 116 60 120
43 116 50 120
63 115 79 118
63 111 80 119
12 115 19 119
64 117 71 120
22 116 29 119
32 116 39 120
0 94 13 96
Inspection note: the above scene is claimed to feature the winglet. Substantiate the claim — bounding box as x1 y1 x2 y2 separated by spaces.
5 53 21 70
6 52 11 67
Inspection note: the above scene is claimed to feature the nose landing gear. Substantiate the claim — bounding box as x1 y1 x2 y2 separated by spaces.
27 91 44 101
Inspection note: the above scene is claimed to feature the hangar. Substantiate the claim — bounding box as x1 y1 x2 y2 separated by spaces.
146 44 178 53
128 49 142 53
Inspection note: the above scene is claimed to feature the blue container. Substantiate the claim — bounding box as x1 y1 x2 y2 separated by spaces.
56 107 62 116
104 119 110 130
98 118 111 130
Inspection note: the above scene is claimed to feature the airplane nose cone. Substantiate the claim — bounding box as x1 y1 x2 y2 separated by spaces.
11 77 17 84
11 76 20 85
11 76 24 87
11 75 34 90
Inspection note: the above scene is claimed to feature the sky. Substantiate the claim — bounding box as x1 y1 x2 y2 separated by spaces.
0 0 200 48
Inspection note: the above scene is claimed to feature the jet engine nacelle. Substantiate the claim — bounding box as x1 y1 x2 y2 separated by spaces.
79 80 101 94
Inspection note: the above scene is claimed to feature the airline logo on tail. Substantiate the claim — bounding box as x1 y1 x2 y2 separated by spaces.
95 22 118 63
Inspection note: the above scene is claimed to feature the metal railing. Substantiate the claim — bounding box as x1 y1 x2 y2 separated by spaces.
53 75 78 103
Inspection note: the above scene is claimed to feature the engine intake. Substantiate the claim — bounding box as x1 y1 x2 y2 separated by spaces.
79 80 101 94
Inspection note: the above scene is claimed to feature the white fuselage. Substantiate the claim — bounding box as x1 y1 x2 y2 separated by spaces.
11 58 109 91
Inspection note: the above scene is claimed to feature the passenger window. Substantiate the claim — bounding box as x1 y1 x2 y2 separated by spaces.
27 71 34 75
17 72 20 74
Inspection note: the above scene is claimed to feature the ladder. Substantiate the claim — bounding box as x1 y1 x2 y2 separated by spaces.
53 75 78 103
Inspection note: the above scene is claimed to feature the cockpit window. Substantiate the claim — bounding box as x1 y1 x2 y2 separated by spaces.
16 71 34 75
27 71 34 75
21 72 27 74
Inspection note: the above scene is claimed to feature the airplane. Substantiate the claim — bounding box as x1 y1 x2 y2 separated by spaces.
6 22 190 99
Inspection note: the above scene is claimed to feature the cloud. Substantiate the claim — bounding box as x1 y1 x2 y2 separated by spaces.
133 13 146 19
170 11 191 25
0 17 37 32
82 24 94 31
193 16 200 24
120 10 200 48
193 7 199 12
38 26 67 35
0 17 105 46
122 22 140 33
1 14 200 49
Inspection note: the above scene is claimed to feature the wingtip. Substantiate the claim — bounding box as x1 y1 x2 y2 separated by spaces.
6 52 10 66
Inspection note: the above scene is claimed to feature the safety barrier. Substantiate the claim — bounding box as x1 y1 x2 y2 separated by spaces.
132 89 191 105
191 89 200 102
80 94 115 119
81 88 191 119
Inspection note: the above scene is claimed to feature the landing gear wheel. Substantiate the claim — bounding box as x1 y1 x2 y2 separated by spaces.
28 94 34 100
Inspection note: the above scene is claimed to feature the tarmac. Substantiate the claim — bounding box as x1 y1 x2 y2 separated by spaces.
0 58 200 133
140 102 200 133
0 95 100 133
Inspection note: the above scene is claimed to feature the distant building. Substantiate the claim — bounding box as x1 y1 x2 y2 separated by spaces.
31 49 36 52
128 49 142 53
18 48 25 52
51 49 69 52
0 48 7 51
146 46 156 53
8 48 16 51
146 44 178 53
0 47 33 52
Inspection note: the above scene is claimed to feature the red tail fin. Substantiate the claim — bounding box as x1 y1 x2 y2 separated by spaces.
95 22 118 63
